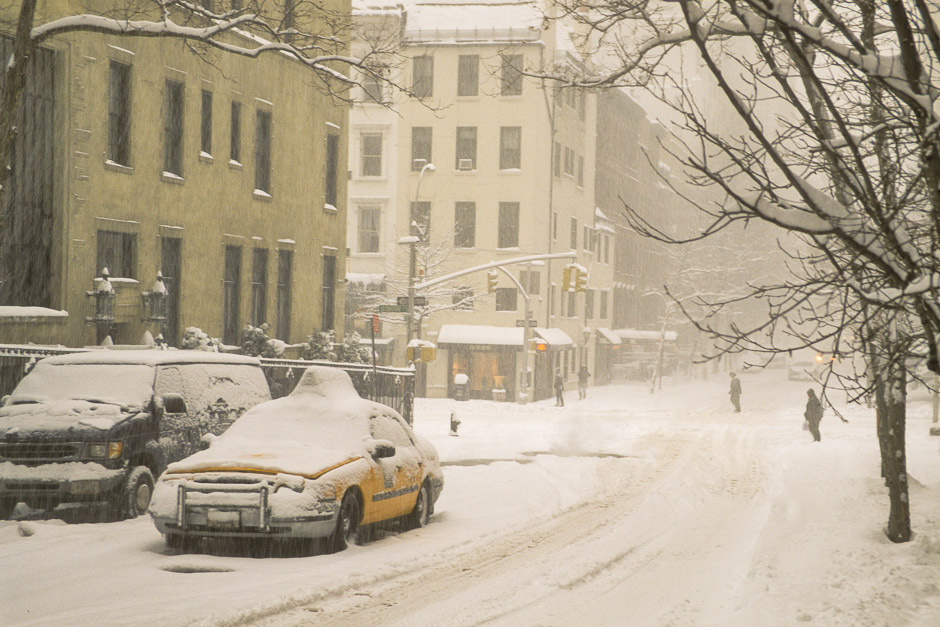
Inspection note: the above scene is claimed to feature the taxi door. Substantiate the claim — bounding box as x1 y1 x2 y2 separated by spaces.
368 413 422 521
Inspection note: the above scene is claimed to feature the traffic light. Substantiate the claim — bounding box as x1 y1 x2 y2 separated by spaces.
487 269 498 293
562 265 573 292
574 267 588 292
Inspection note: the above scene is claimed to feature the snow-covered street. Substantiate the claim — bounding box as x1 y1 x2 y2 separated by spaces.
4 370 940 626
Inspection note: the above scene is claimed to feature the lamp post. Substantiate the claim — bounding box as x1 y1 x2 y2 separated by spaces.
403 161 434 355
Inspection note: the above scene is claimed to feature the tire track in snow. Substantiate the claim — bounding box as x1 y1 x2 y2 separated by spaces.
247 424 776 627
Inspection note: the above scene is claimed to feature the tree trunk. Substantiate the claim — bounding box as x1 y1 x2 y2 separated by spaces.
872 347 911 543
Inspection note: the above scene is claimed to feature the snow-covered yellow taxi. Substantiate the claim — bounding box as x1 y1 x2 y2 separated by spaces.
149 366 443 553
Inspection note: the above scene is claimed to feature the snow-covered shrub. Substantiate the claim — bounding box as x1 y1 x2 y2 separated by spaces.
240 323 284 358
304 329 336 360
182 327 221 352
341 331 373 364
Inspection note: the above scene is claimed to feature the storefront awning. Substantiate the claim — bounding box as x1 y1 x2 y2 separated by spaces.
597 327 622 345
534 327 574 348
437 324 524 349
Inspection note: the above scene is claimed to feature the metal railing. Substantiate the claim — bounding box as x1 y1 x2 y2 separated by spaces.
0 345 415 424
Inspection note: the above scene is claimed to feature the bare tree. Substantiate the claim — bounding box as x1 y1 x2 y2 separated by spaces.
544 0 940 542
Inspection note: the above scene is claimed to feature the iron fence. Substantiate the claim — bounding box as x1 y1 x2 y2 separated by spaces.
0 345 415 424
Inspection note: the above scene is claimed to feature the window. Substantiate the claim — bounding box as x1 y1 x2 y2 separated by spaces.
255 109 272 193
359 207 380 252
577 155 584 186
452 286 473 310
411 201 431 242
600 290 608 320
96 230 136 279
321 254 336 331
276 250 292 340
553 211 558 240
283 0 296 43
456 127 477 170
498 202 519 248
200 90 212 156
163 79 184 176
570 217 578 250
585 289 595 319
325 132 339 207
553 142 561 177
108 60 131 166
230 101 241 163
564 147 574 176
411 127 432 170
413 55 433 98
223 245 242 345
499 126 521 170
251 248 268 325
360 133 382 176
361 70 383 104
457 54 479 96
567 289 576 317
584 226 590 250
604 235 610 263
550 284 555 316
495 287 517 311
578 89 586 120
501 54 523 96
520 269 540 297
454 202 475 248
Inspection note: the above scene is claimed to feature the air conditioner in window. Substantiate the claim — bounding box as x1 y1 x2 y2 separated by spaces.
458 158 474 171
412 158 427 171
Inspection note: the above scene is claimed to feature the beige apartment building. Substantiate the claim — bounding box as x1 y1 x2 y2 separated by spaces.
348 0 617 400
0 2 349 350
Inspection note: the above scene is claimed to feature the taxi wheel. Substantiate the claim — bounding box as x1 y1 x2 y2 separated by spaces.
327 491 360 553
406 482 430 530
121 466 154 519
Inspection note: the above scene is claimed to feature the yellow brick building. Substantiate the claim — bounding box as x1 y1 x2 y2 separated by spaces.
0 1 349 349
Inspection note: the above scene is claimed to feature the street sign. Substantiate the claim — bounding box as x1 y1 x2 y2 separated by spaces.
397 296 428 306
515 319 538 327
378 304 407 313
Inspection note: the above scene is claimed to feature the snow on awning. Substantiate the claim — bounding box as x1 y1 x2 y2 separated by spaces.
615 328 678 342
437 324 523 349
405 1 542 43
534 327 574 348
596 327 621 345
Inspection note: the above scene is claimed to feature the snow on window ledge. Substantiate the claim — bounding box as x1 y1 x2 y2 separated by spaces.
198 151 214 163
104 160 134 174
229 159 243 170
161 171 185 185
323 203 338 214
253 189 272 201
497 168 522 174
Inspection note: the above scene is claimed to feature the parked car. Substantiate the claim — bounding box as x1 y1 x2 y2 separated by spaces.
149 366 444 553
0 350 271 519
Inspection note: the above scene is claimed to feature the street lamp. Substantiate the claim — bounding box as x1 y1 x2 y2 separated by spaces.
404 162 435 349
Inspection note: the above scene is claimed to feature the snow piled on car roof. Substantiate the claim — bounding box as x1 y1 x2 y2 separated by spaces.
165 367 401 478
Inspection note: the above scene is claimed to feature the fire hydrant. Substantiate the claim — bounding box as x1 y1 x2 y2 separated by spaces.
450 411 461 436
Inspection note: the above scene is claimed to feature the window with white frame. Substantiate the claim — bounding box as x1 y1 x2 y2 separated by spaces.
499 126 521 170
360 133 382 177
358 207 381 253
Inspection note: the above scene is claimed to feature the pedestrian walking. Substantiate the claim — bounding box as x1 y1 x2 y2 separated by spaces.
554 368 565 407
729 372 742 412
578 364 591 400
804 388 824 442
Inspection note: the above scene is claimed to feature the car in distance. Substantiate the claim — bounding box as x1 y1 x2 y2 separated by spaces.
787 360 818 381
0 350 271 520
149 366 444 553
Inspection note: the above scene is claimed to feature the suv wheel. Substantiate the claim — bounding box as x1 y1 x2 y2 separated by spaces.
121 466 155 519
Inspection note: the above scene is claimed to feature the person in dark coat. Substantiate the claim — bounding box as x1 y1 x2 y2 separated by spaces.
729 372 742 412
577 364 591 400
554 368 565 407
804 388 824 442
